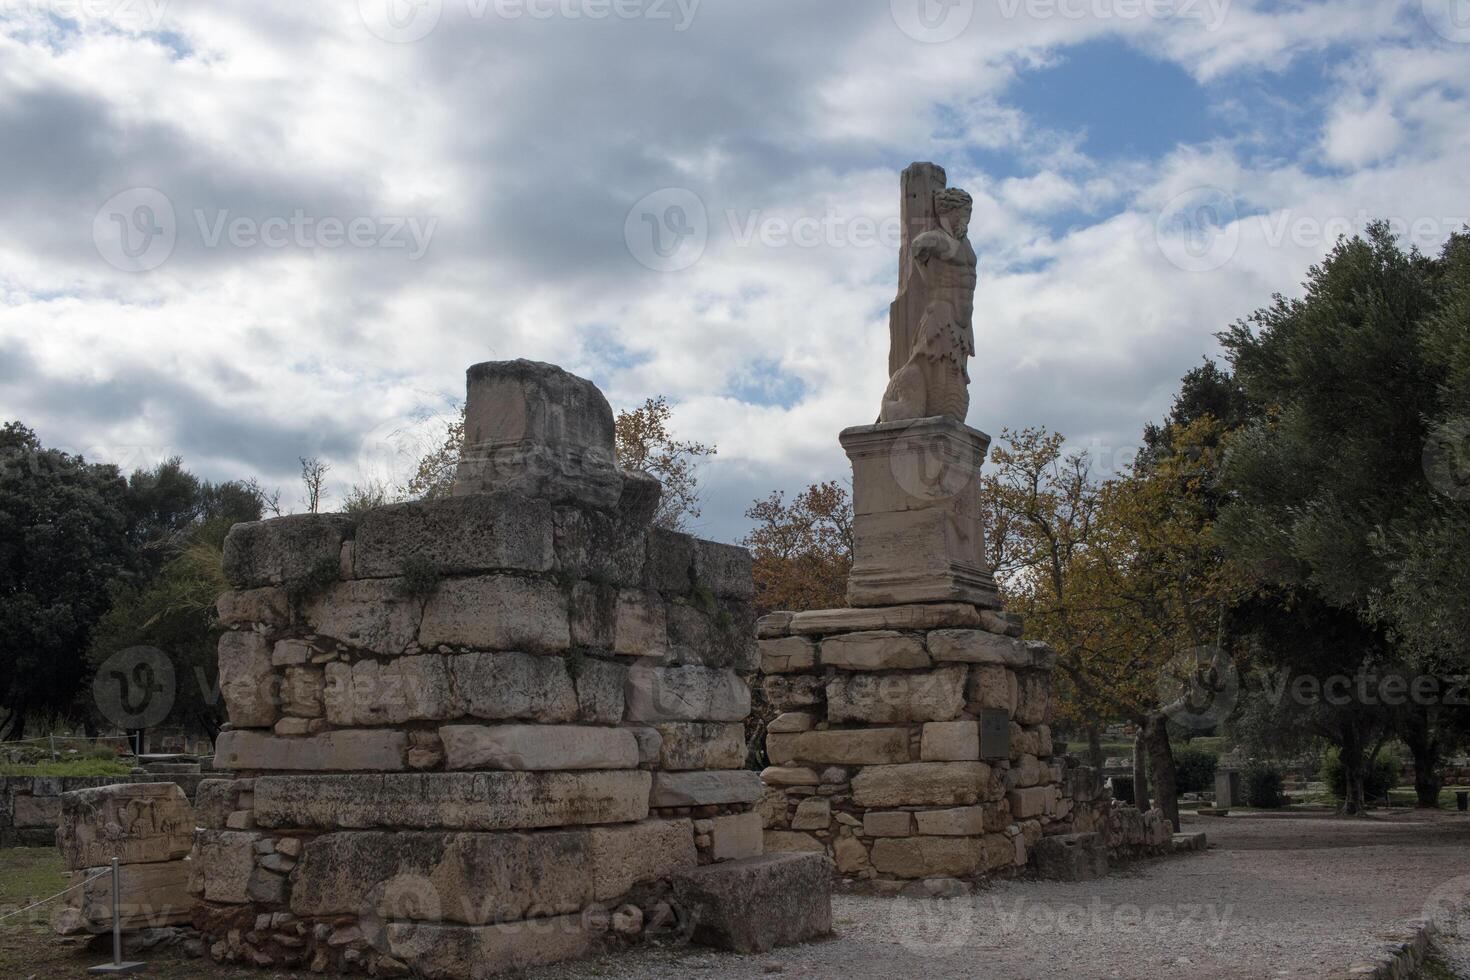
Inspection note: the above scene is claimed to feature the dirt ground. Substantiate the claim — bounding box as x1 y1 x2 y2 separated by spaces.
5 811 1470 979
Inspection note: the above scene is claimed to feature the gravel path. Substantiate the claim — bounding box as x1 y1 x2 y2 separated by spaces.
530 811 1470 980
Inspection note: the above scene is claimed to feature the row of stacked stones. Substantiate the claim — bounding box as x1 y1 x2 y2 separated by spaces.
192 361 828 976
756 601 1085 884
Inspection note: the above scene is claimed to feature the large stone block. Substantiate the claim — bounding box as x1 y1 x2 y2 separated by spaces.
760 636 817 674
625 664 750 722
692 538 755 599
665 600 756 670
819 631 929 670
761 674 824 711
650 770 762 807
217 631 277 729
572 656 628 724
216 587 288 628
1007 785 1055 819
870 836 984 878
305 578 422 656
450 650 578 723
862 811 913 837
786 602 986 635
420 575 570 652
613 589 668 657
387 916 593 979
654 722 746 771
851 762 991 808
913 806 986 836
641 526 696 593
765 728 910 766
587 818 697 900
13 793 61 828
254 771 651 830
353 493 555 578
56 783 193 870
825 666 965 723
552 501 650 586
440 724 639 771
711 812 763 861
1033 832 1108 881
214 729 408 771
291 830 592 924
222 513 353 589
53 859 192 934
920 721 979 761
928 629 1029 665
191 830 263 904
326 655 458 726
1015 671 1051 725
966 663 1016 712
671 853 832 954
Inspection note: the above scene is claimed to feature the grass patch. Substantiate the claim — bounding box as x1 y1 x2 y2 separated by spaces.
0 759 133 777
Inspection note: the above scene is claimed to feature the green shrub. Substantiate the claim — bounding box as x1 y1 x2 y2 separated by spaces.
1173 745 1219 795
1110 774 1135 804
1321 749 1399 802
1244 763 1287 808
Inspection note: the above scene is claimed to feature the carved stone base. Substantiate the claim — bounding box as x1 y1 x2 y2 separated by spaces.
839 417 999 609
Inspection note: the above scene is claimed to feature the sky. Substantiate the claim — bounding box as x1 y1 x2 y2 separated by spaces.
1 0 1468 543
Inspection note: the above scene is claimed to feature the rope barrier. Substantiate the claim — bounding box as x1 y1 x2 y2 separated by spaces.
0 870 111 923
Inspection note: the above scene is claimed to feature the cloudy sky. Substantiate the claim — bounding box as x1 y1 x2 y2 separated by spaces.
2 0 1467 542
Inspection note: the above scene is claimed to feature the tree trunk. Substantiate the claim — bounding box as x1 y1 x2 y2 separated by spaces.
1339 724 1367 816
1087 725 1103 771
0 708 24 743
1144 713 1181 831
1402 710 1444 808
1132 728 1150 811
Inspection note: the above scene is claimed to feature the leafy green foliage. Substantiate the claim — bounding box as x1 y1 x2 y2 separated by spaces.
1173 745 1219 795
1322 748 1399 803
1243 763 1287 808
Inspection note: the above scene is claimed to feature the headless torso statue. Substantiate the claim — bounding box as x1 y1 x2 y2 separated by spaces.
879 186 977 424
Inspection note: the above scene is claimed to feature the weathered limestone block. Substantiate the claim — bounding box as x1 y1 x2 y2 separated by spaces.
216 587 288 628
217 631 277 729
214 730 408 771
913 806 987 836
192 779 240 830
387 916 593 979
650 770 762 808
53 859 192 934
449 650 572 722
353 493 555 578
613 589 668 657
291 830 593 924
1007 785 1056 819
642 526 696 593
587 818 697 900
711 812 763 860
825 666 965 723
254 772 651 830
759 636 816 674
1008 753 1044 788
272 639 312 666
1033 832 1108 881
14 793 61 827
756 612 794 638
1015 671 1050 725
765 729 909 766
629 726 663 765
222 513 353 589
671 853 833 954
767 711 815 734
692 538 755 600
863 811 914 837
440 725 639 771
305 578 422 656
790 797 831 831
57 783 193 870
920 721 979 761
928 629 1029 665
870 836 984 878
653 722 746 770
326 655 458 726
966 663 1017 712
625 664 750 722
763 830 825 853
280 665 323 718
192 830 264 904
420 575 570 652
819 631 929 670
982 832 1020 871
760 766 822 787
665 600 757 671
851 762 991 808
570 581 616 649
761 674 824 711
574 656 628 724
787 602 985 635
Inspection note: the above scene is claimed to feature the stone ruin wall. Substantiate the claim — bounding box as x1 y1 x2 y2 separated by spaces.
190 371 775 975
754 601 1173 887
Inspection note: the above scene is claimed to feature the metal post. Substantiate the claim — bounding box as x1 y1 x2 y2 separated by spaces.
49 734 56 762
87 856 145 974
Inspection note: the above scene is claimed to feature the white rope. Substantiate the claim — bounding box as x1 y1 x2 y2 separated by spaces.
0 870 113 923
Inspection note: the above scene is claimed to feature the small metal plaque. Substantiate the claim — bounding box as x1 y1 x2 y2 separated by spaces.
979 709 1011 760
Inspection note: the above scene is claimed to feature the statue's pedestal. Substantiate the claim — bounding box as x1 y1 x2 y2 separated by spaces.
839 416 999 609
